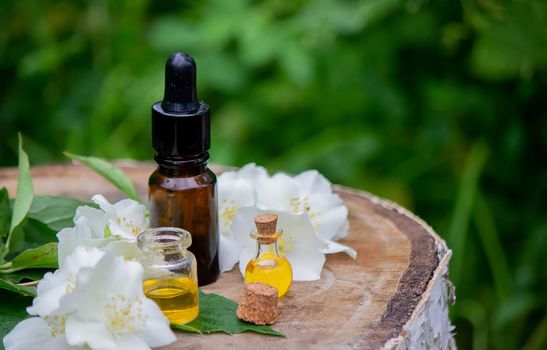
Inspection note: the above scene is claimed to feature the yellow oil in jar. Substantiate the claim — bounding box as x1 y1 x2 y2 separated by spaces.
244 253 292 298
143 276 199 324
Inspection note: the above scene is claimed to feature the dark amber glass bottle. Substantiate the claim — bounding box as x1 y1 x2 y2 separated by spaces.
149 52 219 286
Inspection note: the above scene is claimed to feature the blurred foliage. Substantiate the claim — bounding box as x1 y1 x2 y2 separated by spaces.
0 0 546 348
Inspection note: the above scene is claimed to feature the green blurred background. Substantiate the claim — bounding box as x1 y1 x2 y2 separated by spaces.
1 0 546 348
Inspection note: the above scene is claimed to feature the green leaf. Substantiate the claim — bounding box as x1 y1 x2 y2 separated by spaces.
4 134 34 255
1 269 50 284
29 196 91 232
0 275 36 297
7 243 58 272
0 188 10 240
171 290 286 337
17 218 58 252
64 152 140 201
0 290 32 340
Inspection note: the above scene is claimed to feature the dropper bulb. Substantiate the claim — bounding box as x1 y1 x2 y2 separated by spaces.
161 52 199 113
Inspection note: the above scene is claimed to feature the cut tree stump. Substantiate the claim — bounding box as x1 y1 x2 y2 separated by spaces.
0 162 456 349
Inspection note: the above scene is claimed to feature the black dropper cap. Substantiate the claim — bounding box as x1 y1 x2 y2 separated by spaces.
152 52 210 159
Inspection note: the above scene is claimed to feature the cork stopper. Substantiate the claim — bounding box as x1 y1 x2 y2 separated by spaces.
255 213 277 233
254 213 279 244
236 283 279 325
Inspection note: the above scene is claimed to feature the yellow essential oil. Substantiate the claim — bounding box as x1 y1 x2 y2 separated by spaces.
143 276 199 324
243 213 293 298
245 253 292 298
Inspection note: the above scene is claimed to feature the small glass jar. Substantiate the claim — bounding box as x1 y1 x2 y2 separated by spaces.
137 227 199 324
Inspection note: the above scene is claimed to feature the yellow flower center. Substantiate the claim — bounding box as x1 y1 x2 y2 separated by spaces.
289 195 321 231
44 314 66 337
104 294 146 333
277 232 296 256
116 217 143 237
65 276 76 293
220 200 238 229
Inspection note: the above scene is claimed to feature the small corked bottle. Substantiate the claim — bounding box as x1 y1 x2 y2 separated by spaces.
244 213 292 298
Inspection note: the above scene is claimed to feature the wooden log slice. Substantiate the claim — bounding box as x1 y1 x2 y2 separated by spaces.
0 162 456 349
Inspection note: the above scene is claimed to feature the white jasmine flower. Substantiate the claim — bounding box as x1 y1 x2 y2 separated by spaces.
294 170 350 241
28 247 105 317
218 163 267 272
4 249 176 350
57 196 148 266
217 165 357 274
91 194 149 240
231 207 327 281
257 170 348 239
59 252 175 349
257 170 356 258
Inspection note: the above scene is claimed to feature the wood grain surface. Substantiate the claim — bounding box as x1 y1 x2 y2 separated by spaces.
0 162 449 349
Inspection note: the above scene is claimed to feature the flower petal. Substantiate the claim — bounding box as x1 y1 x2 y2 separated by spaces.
64 246 106 276
218 178 255 234
67 253 142 317
65 318 116 350
29 247 105 316
113 199 147 218
320 240 357 259
230 206 260 248
3 317 77 350
256 173 300 212
333 220 349 240
56 227 79 269
238 246 257 277
237 163 269 183
294 170 332 195
306 193 348 241
104 240 141 260
59 256 115 319
276 211 326 251
286 247 326 281
26 270 68 316
220 163 268 186
74 206 107 236
91 194 115 218
108 221 138 240
57 223 112 269
114 200 148 228
219 178 255 207
132 299 176 347
219 234 243 272
112 334 151 350
103 258 144 296
218 163 268 234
